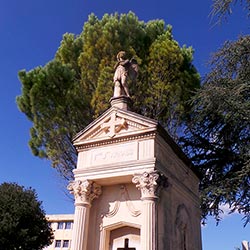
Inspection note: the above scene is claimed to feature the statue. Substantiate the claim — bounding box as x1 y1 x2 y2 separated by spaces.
113 51 138 98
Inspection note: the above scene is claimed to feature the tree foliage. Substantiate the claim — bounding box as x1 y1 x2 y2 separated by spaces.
179 0 250 225
211 0 250 22
181 36 250 225
0 182 53 249
17 12 200 180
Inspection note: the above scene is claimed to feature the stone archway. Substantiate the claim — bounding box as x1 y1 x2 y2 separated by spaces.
109 226 140 250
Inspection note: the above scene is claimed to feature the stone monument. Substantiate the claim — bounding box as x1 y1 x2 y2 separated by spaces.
68 52 202 250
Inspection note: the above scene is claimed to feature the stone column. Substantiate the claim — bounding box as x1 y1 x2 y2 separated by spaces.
132 171 161 250
68 180 102 250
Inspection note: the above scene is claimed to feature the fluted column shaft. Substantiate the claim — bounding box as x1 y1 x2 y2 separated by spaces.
68 180 102 250
71 203 90 250
141 197 157 250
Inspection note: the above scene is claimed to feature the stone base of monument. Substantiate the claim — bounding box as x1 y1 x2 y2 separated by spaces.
110 95 132 110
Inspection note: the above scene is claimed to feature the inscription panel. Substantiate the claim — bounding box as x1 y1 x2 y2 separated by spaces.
79 142 138 168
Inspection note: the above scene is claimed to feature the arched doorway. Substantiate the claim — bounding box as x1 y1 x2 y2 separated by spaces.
109 226 140 250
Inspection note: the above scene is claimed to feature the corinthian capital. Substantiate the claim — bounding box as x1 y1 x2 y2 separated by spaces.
67 180 102 205
132 171 160 200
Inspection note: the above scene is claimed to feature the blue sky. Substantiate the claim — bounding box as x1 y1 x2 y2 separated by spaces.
0 0 249 249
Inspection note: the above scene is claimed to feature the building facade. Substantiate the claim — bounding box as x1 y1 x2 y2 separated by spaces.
44 214 74 250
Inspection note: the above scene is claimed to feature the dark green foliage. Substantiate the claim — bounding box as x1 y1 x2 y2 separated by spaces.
17 12 200 180
181 36 250 225
17 60 88 179
179 0 250 225
0 182 53 250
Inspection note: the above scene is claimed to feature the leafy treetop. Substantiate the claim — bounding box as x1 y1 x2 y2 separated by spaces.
17 12 200 180
0 182 53 250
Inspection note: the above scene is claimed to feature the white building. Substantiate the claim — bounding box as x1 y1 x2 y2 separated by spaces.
44 214 74 250
242 241 250 250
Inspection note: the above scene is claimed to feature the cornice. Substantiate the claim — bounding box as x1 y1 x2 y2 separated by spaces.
74 130 156 151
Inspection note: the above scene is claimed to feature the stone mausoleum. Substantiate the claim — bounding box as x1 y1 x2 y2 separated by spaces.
67 51 202 250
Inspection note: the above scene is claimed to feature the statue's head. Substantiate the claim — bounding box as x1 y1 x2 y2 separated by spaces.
117 51 126 61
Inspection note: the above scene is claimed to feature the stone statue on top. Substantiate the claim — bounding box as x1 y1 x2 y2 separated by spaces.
113 51 138 98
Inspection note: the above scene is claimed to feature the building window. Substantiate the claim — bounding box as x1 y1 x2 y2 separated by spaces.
55 240 61 248
57 222 64 229
65 221 72 229
63 240 69 248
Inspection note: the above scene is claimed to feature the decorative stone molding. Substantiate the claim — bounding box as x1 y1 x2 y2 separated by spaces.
102 185 141 219
100 112 128 138
68 180 102 205
75 131 156 150
132 171 167 200
110 96 132 110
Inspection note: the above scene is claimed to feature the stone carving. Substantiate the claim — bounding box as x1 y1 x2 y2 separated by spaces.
121 185 141 217
103 185 141 219
67 180 102 204
132 171 160 199
175 204 191 250
113 51 138 98
101 112 127 137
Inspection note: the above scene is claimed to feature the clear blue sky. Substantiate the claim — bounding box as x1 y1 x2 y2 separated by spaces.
0 0 249 249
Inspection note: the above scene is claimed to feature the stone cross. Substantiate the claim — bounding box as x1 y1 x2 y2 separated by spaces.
117 238 136 250
101 112 126 137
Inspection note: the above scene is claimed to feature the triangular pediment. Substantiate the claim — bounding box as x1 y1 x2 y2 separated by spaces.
73 107 158 146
